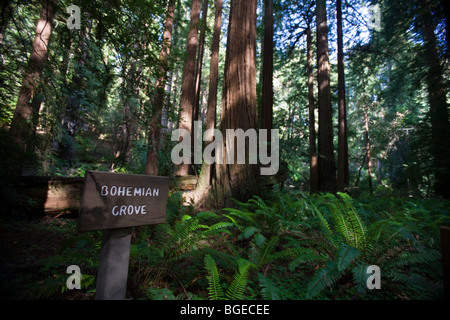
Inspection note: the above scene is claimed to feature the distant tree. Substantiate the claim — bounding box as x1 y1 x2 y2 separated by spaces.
197 0 223 193
175 0 202 176
306 25 318 193
145 0 176 176
336 0 349 192
193 0 209 123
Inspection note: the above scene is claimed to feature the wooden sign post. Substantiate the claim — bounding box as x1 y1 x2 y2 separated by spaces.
78 171 169 300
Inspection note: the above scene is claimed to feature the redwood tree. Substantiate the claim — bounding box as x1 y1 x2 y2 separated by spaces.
193 0 209 123
175 0 202 176
306 26 318 193
316 0 336 193
145 0 175 176
8 0 57 177
197 0 223 193
261 0 273 132
214 0 258 204
336 0 349 192
419 4 450 198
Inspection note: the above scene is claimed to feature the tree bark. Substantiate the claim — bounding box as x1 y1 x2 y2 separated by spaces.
261 0 273 132
193 0 209 123
316 0 336 193
336 0 349 192
8 0 56 177
214 0 258 205
197 0 223 193
364 104 373 195
420 7 450 198
145 0 175 176
306 27 318 193
175 0 202 176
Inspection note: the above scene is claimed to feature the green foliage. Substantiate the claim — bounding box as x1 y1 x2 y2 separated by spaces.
309 192 368 250
305 192 444 299
204 254 224 300
258 274 280 300
1 188 446 300
203 254 254 300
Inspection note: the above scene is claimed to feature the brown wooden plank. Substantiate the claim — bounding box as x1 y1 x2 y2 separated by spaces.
78 171 169 232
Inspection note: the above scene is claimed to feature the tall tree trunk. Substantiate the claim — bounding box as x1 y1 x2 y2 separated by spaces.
197 0 223 194
306 27 318 193
160 1 180 147
336 0 349 192
163 0 182 136
61 17 91 164
316 0 336 193
420 7 450 198
364 104 373 195
8 0 56 177
145 0 175 176
214 0 258 205
193 0 209 123
261 0 273 132
175 0 202 176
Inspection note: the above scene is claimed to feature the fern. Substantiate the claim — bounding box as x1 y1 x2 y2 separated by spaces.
226 258 253 300
352 263 371 294
204 254 225 300
305 244 360 298
251 236 279 268
288 248 326 272
258 274 280 300
306 261 342 299
382 248 441 269
336 244 361 272
309 200 337 247
329 193 367 250
204 254 253 300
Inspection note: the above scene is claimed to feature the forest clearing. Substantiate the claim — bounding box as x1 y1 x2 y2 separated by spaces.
0 0 449 304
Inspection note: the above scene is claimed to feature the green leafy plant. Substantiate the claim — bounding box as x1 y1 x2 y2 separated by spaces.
258 273 280 300
204 254 254 300
306 193 442 299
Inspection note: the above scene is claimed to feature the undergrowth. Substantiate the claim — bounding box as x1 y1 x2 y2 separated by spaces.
3 188 448 300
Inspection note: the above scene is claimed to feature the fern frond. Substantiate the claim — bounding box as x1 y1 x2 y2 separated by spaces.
288 248 326 272
328 193 365 250
383 248 440 269
223 208 257 228
204 254 225 300
226 258 253 300
390 272 441 297
240 226 259 240
306 261 342 298
352 263 370 294
252 236 279 268
309 200 337 247
336 244 361 272
207 221 234 234
338 192 368 250
258 274 280 300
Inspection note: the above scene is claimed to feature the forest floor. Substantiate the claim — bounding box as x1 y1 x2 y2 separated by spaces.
0 190 448 301
0 215 93 300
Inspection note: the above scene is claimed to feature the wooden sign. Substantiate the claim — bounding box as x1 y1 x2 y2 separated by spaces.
78 171 169 232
